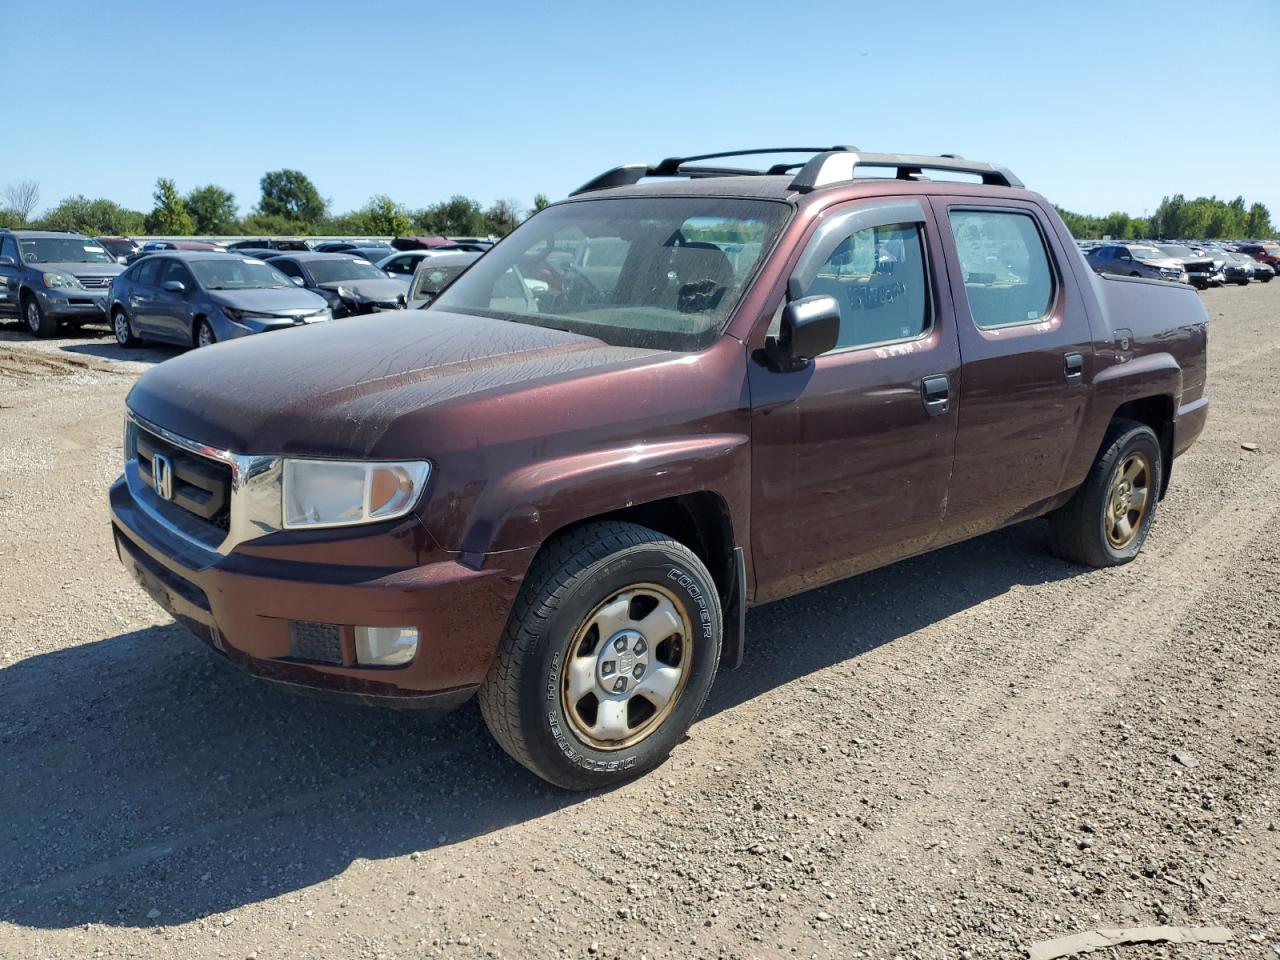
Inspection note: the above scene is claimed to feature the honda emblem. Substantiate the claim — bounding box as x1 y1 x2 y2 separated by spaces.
152 453 174 501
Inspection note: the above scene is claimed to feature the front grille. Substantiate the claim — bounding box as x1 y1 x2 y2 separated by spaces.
129 423 233 543
289 621 343 664
75 275 113 289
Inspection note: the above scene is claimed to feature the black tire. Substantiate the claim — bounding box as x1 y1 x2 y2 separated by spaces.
112 307 140 347
194 317 216 348
22 293 57 338
479 521 722 791
1048 419 1163 568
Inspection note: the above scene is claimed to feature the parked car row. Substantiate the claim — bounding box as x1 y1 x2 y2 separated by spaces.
0 226 484 343
1078 238 1278 289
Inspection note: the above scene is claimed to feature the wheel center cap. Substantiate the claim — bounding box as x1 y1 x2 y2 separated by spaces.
597 629 649 694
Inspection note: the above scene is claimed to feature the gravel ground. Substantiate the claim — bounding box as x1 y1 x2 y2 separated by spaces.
0 285 1277 960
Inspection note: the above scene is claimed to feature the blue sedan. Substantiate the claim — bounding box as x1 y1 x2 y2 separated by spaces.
107 252 332 348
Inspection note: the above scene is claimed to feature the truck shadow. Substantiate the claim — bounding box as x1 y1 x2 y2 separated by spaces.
0 519 1081 930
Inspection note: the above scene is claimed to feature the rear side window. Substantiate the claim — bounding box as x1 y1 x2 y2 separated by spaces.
801 223 930 349
949 210 1055 328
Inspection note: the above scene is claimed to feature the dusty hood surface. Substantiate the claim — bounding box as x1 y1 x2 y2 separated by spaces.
126 310 659 457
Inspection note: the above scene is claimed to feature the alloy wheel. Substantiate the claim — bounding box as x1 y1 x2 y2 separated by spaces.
560 583 693 750
26 301 40 333
1105 452 1152 549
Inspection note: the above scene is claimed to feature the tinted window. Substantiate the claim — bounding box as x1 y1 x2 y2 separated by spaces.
273 259 305 280
1 235 17 261
801 222 930 349
949 210 1055 328
159 259 194 288
134 258 163 285
385 255 417 276
431 197 790 351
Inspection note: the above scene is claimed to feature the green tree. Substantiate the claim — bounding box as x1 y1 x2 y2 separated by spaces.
37 196 145 235
483 198 522 237
144 178 195 235
531 193 550 213
185 184 239 234
413 195 485 235
257 169 327 225
358 195 412 236
1245 202 1273 239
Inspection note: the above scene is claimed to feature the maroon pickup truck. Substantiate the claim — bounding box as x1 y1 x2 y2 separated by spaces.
110 147 1209 790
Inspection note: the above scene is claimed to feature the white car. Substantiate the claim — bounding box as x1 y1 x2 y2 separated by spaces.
405 251 482 308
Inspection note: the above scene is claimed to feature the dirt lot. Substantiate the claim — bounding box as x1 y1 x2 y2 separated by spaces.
1 286 1277 960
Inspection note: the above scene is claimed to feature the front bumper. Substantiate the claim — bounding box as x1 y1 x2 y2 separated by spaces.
109 475 532 706
37 288 107 319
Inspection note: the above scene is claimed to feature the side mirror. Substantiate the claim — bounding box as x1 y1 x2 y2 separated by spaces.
162 280 186 294
766 295 841 371
291 276 305 286
0 256 14 267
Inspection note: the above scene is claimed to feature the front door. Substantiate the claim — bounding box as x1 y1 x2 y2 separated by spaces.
0 234 20 317
153 259 197 343
931 198 1095 544
749 198 961 602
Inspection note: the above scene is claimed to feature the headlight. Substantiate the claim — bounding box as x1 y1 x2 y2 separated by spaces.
42 271 83 289
223 307 278 322
336 286 362 302
282 459 430 529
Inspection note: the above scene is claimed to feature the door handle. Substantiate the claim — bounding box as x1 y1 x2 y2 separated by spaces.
1064 352 1084 383
921 374 950 416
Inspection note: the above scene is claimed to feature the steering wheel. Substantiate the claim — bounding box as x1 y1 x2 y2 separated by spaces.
557 263 603 309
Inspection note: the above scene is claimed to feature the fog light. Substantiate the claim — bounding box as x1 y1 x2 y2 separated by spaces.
355 626 418 666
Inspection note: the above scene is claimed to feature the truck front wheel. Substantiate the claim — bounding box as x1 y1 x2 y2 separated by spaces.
1048 419 1163 567
479 521 722 790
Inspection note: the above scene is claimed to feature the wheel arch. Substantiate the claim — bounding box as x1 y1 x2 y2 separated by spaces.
1110 394 1176 498
523 492 746 669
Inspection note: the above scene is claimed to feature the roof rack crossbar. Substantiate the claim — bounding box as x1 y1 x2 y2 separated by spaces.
570 147 1022 196
789 150 1023 191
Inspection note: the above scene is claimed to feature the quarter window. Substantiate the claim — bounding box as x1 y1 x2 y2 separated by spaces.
949 210 1055 328
800 222 930 349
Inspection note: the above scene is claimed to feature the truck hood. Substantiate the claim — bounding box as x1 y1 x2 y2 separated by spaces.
126 309 659 457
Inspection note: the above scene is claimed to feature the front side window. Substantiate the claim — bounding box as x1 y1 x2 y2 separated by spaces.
800 222 930 349
272 259 305 280
159 259 194 289
134 258 163 286
1 235 18 261
949 210 1055 328
17 236 114 265
430 197 791 351
385 255 417 276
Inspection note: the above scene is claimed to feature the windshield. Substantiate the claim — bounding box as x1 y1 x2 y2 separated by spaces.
189 257 293 290
410 260 476 301
429 197 790 350
306 258 390 283
18 236 114 264
1157 245 1196 259
1129 246 1164 260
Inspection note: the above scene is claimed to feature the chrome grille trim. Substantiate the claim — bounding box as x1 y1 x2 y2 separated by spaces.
74 275 113 289
125 412 283 557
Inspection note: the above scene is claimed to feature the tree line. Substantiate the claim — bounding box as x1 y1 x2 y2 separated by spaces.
1056 194 1273 241
4 173 1273 242
0 172 554 238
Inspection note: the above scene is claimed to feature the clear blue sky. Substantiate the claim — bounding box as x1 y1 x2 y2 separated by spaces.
6 1 1277 221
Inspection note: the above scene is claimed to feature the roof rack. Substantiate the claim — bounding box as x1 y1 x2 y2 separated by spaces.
570 146 1023 196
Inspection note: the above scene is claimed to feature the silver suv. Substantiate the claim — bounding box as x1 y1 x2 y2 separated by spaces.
0 229 125 336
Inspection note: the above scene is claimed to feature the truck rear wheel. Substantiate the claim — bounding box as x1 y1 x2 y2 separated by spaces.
1048 419 1162 567
479 521 722 790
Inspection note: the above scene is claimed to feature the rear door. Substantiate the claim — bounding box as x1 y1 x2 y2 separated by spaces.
931 198 1095 544
128 257 165 334
749 198 961 601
